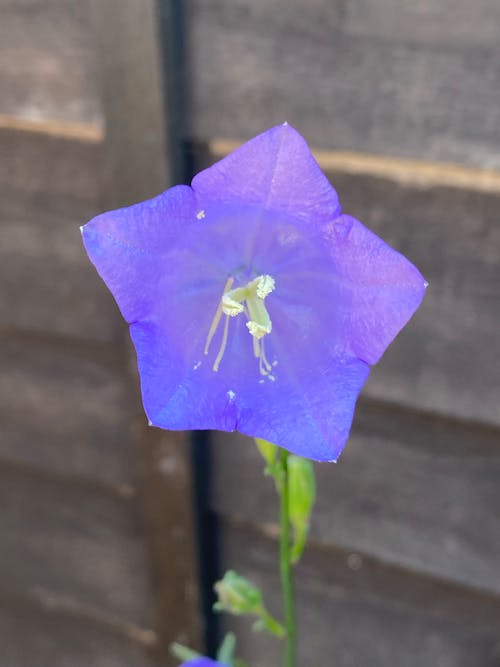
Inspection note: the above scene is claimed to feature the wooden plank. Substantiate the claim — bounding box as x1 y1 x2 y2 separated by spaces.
0 129 124 341
89 0 169 206
138 429 203 660
0 0 101 124
187 0 500 168
210 400 500 596
344 0 500 49
217 520 500 667
0 465 154 627
199 143 500 427
88 2 202 663
0 594 154 667
0 332 138 488
0 125 102 200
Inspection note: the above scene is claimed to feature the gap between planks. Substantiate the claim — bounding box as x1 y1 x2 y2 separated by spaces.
3 116 499 195
210 138 500 195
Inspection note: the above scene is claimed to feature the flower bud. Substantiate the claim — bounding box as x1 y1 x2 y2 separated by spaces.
288 455 316 563
214 570 263 616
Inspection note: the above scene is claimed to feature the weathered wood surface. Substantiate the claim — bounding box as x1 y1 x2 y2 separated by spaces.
186 0 500 168
0 464 153 627
0 0 101 124
89 0 170 205
0 127 123 341
0 332 138 488
218 521 500 667
0 593 153 667
211 402 500 596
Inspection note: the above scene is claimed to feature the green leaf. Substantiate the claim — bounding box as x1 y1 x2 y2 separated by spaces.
288 455 316 564
254 437 281 481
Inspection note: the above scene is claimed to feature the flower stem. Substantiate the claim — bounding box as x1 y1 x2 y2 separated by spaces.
279 448 297 667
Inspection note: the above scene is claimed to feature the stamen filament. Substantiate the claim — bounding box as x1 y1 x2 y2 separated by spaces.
213 314 230 372
204 277 234 355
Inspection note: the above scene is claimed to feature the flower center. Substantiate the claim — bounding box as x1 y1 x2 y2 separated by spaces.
204 274 276 378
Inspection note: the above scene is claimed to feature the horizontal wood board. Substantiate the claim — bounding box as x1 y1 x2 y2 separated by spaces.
0 332 139 488
0 0 101 125
0 464 153 627
0 128 123 341
186 0 500 168
0 593 153 667
211 401 500 596
217 520 500 667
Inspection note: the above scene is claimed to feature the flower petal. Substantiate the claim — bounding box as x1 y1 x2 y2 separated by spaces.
81 185 197 322
192 123 341 223
233 318 370 462
83 184 197 254
181 659 229 667
324 215 427 364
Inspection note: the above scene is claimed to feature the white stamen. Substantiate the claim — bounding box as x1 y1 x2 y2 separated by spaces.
204 274 276 375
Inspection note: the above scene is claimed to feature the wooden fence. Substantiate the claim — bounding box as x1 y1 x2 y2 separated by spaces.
1 1 499 666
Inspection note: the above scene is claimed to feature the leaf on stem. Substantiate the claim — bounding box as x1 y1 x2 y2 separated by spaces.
288 455 316 564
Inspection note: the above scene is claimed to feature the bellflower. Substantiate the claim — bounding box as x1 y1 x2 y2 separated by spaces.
180 660 228 667
82 124 426 461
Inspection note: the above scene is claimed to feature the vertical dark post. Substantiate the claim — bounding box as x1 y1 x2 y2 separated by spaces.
88 1 202 663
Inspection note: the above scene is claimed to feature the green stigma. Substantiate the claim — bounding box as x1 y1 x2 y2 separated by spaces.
204 274 276 377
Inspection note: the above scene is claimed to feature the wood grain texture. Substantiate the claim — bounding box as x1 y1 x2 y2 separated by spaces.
0 125 102 200
217 521 500 667
0 332 139 488
138 428 203 661
0 593 153 667
0 464 153 627
186 0 500 168
89 0 169 206
343 0 500 49
0 129 124 341
0 0 101 124
210 399 500 596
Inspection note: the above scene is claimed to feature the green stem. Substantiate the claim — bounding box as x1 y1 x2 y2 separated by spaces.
279 449 297 667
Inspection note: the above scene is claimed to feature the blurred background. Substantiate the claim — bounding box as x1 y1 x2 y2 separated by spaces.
1 1 500 665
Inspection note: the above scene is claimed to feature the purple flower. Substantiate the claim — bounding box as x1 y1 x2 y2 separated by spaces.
180 660 228 667
82 124 426 461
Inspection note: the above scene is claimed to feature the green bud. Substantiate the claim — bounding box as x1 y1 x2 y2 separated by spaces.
214 570 285 638
288 455 316 564
214 570 263 616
